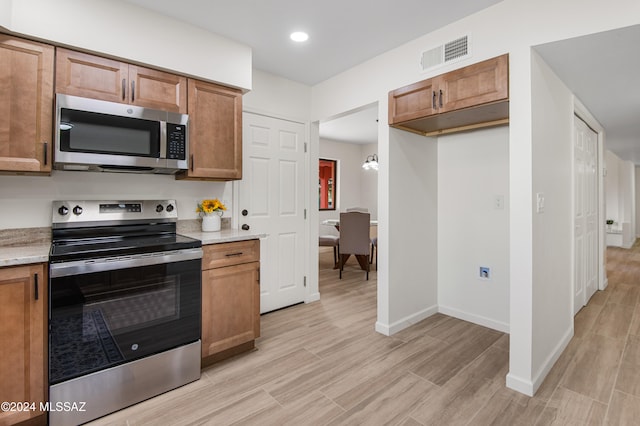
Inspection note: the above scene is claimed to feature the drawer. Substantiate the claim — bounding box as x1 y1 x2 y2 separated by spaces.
202 239 260 269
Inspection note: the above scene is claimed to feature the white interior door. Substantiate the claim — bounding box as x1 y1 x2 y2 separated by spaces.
574 116 599 314
239 112 307 313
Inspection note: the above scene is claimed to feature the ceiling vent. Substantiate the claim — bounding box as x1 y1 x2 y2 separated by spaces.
420 35 470 72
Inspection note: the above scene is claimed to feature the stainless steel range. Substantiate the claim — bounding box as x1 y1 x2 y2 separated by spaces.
48 200 202 426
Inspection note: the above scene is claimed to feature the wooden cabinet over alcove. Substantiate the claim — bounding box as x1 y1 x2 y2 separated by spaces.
389 54 509 136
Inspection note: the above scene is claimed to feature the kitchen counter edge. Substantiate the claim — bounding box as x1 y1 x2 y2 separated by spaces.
0 230 266 267
179 229 267 245
0 244 51 267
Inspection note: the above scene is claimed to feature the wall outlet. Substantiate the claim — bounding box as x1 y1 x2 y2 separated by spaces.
494 195 504 210
479 266 491 280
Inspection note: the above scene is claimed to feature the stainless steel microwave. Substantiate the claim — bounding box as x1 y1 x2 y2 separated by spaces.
54 94 189 174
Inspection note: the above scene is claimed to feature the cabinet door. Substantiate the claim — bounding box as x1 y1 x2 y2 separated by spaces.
56 48 129 103
0 36 53 173
202 262 260 357
129 65 187 113
179 79 242 180
0 264 47 425
438 54 508 113
388 77 438 124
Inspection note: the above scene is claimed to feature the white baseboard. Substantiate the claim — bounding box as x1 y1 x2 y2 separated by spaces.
305 292 320 303
531 325 573 394
506 325 573 396
506 373 534 396
438 305 509 333
375 304 438 336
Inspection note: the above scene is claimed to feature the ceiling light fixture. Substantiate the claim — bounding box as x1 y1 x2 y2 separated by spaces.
362 154 379 171
290 31 309 42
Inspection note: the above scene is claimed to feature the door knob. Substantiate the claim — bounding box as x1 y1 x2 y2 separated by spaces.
242 209 248 216
242 224 250 230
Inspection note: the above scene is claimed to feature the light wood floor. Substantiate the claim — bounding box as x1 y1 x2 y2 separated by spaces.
90 245 640 425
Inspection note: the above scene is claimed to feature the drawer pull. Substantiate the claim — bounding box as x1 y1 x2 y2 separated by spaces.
225 252 244 257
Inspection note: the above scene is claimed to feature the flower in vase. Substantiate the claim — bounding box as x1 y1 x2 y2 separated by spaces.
197 198 226 216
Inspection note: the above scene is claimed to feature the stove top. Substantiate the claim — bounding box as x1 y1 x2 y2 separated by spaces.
49 200 201 262
50 232 201 262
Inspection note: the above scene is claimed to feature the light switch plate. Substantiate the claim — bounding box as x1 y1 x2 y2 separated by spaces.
536 192 545 213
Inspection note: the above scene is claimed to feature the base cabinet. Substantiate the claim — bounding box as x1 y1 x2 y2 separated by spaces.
201 240 260 363
0 264 47 425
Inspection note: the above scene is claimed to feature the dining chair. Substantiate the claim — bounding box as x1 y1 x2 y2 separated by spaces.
345 207 369 213
370 236 377 270
319 235 340 265
339 211 371 280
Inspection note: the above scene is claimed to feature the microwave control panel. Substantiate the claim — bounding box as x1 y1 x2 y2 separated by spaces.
166 123 186 160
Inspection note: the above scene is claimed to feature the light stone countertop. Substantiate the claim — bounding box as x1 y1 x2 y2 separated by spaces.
0 227 265 267
179 228 266 245
0 244 51 267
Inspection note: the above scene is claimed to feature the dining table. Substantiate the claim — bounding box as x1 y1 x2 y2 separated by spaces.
321 219 378 270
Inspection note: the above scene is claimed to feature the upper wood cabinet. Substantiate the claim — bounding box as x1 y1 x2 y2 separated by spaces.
389 54 509 136
176 79 243 180
0 263 47 425
0 36 54 174
56 48 187 113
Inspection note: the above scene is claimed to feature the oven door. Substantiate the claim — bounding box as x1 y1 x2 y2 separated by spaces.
48 249 202 385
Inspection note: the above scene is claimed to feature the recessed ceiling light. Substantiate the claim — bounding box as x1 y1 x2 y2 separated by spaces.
290 31 309 42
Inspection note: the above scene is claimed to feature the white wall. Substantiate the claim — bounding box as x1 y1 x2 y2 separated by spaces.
437 126 509 332
606 150 621 224
530 51 574 390
619 160 635 245
0 172 230 228
0 0 11 28
379 128 438 334
606 150 636 246
243 69 311 121
309 0 640 396
4 0 252 90
360 143 379 221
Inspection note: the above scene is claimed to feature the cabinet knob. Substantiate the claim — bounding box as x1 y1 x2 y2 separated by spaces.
242 209 248 216
241 224 250 231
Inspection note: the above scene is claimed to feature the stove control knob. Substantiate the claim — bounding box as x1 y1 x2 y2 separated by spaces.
156 204 164 213
72 205 83 216
166 204 174 213
58 206 69 216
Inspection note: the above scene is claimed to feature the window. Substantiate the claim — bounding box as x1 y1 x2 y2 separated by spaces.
319 159 336 210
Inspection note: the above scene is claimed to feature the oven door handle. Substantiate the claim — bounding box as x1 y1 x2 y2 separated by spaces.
49 248 203 278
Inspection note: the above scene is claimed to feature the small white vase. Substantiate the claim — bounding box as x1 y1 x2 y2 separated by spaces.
202 213 221 232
